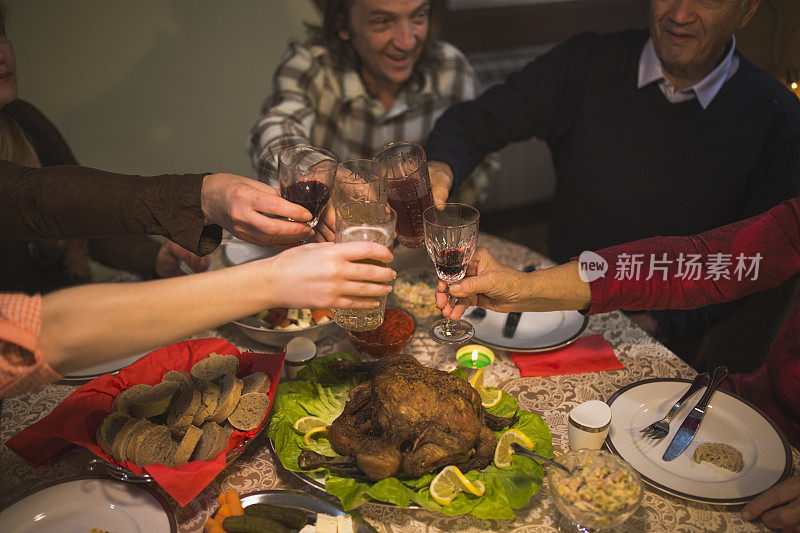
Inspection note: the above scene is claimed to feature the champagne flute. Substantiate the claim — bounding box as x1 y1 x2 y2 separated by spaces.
278 145 337 228
422 203 479 344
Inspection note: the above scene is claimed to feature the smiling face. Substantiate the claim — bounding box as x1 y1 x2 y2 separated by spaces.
649 0 760 89
0 17 17 107
338 0 431 102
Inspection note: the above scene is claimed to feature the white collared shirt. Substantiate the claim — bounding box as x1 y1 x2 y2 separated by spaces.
637 36 739 109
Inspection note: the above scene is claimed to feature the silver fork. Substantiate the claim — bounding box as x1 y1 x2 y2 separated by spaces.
640 372 710 439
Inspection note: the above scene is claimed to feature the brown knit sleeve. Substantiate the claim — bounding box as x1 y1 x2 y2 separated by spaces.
0 160 222 254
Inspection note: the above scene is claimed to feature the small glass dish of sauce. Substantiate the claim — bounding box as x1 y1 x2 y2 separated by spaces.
346 307 416 359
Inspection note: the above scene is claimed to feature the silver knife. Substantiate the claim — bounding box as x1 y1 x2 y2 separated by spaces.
662 366 729 461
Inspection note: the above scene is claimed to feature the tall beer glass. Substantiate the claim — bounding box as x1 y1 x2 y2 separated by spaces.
332 205 397 331
374 141 434 248
332 159 388 216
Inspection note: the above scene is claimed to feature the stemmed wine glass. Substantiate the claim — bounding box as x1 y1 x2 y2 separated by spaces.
422 203 480 344
277 145 338 228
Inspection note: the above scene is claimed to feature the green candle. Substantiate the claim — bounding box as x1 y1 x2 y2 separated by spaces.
456 344 495 369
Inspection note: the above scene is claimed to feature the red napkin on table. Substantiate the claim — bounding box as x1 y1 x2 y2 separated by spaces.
5 338 284 507
509 333 623 377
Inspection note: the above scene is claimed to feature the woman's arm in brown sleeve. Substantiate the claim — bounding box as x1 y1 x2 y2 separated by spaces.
0 160 220 254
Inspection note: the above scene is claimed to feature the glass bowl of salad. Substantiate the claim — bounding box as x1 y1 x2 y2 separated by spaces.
547 449 642 532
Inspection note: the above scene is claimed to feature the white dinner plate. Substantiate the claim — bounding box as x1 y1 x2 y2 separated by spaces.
463 306 588 352
0 475 176 532
223 237 279 265
605 378 792 505
62 352 148 381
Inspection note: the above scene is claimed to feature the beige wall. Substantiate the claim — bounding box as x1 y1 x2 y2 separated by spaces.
5 0 319 176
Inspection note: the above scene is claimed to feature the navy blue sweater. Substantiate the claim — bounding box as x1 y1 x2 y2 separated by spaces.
426 29 800 351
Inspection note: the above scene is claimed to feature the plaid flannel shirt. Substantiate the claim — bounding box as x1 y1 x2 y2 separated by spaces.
247 40 496 204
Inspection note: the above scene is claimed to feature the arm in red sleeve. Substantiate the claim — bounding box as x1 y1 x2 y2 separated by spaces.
587 198 800 315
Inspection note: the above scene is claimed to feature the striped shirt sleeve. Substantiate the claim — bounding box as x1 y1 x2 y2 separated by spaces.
0 293 62 398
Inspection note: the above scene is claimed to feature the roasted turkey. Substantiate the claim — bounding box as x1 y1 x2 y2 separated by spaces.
298 354 518 480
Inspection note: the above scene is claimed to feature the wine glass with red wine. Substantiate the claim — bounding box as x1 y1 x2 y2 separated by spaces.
422 203 480 344
278 145 338 228
374 141 434 249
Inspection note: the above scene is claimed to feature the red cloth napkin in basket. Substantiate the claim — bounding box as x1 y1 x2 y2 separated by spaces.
5 338 284 506
509 333 623 377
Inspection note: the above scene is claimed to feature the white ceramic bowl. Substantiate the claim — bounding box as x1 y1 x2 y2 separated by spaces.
232 317 340 347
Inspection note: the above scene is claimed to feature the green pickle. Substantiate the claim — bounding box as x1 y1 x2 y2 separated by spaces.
244 503 309 529
221 515 289 533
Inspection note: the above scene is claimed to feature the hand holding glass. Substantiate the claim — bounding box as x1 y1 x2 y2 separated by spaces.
422 203 479 344
278 145 338 228
332 205 397 332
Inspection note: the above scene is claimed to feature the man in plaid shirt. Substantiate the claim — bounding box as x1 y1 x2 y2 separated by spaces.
247 0 496 206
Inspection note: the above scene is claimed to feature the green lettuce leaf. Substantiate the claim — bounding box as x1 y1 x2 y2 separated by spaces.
267 354 552 519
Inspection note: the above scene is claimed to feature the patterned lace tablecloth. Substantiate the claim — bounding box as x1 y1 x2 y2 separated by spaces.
1 234 796 532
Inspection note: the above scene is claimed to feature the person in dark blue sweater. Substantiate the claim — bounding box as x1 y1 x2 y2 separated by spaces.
425 0 800 359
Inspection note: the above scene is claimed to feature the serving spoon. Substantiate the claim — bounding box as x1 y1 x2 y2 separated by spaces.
512 443 573 475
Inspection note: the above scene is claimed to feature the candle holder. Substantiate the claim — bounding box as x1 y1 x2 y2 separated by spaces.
456 344 495 370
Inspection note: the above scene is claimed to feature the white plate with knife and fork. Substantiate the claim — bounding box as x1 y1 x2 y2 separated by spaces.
605 377 792 504
462 306 588 352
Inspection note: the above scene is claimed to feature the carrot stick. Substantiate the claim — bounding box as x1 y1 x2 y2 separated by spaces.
226 489 244 516
215 502 232 520
203 517 222 533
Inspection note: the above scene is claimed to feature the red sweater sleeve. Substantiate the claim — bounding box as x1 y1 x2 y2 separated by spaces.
586 198 800 314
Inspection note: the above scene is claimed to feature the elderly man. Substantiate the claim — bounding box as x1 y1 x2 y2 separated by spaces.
247 0 495 206
424 0 800 358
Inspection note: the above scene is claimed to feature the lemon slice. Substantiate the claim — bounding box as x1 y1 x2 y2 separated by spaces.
494 428 535 469
429 465 486 506
480 388 502 408
469 368 485 389
293 416 329 433
303 426 329 446
468 369 502 407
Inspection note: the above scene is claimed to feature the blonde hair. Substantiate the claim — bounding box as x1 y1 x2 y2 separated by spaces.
0 112 40 167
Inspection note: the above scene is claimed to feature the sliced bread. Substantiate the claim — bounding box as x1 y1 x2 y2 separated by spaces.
201 381 221 410
173 424 203 466
191 403 212 427
134 425 176 468
242 372 271 395
111 384 150 414
228 392 269 431
96 411 131 456
124 419 156 462
210 374 243 424
167 384 201 430
191 353 239 385
192 381 221 425
162 370 194 389
190 421 228 462
693 442 743 472
110 417 145 462
126 381 180 418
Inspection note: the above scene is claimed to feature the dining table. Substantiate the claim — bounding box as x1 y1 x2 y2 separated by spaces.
1 232 797 532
